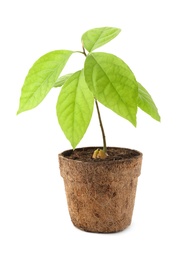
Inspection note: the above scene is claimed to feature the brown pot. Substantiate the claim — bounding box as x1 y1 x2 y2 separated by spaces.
58 147 142 233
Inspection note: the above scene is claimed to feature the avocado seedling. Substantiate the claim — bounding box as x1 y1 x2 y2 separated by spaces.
17 27 160 233
17 27 160 158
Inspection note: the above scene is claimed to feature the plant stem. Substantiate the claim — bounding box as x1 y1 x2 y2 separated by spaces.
95 99 107 153
81 44 107 153
82 45 87 56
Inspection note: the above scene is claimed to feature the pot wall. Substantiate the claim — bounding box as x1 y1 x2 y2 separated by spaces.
58 147 142 233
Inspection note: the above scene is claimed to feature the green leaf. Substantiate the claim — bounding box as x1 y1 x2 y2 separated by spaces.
138 82 161 121
17 50 73 114
84 52 138 126
56 70 94 149
81 27 121 52
53 73 73 88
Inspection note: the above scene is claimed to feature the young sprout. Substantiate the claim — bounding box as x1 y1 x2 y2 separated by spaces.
17 27 160 160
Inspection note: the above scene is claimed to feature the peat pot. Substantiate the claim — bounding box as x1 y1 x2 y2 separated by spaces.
58 147 143 233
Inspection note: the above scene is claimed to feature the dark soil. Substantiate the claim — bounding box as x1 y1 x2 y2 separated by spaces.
61 147 141 163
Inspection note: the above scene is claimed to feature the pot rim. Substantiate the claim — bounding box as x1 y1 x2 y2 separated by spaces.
58 146 143 165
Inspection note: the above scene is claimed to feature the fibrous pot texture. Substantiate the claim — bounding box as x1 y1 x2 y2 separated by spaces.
58 147 142 233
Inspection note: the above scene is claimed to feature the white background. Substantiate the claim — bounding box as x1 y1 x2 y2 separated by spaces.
0 0 186 259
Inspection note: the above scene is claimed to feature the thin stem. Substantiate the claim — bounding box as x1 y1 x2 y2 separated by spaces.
75 48 86 56
95 99 107 153
80 45 107 153
82 45 87 56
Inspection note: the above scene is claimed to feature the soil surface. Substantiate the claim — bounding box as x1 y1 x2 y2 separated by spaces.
62 147 141 163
